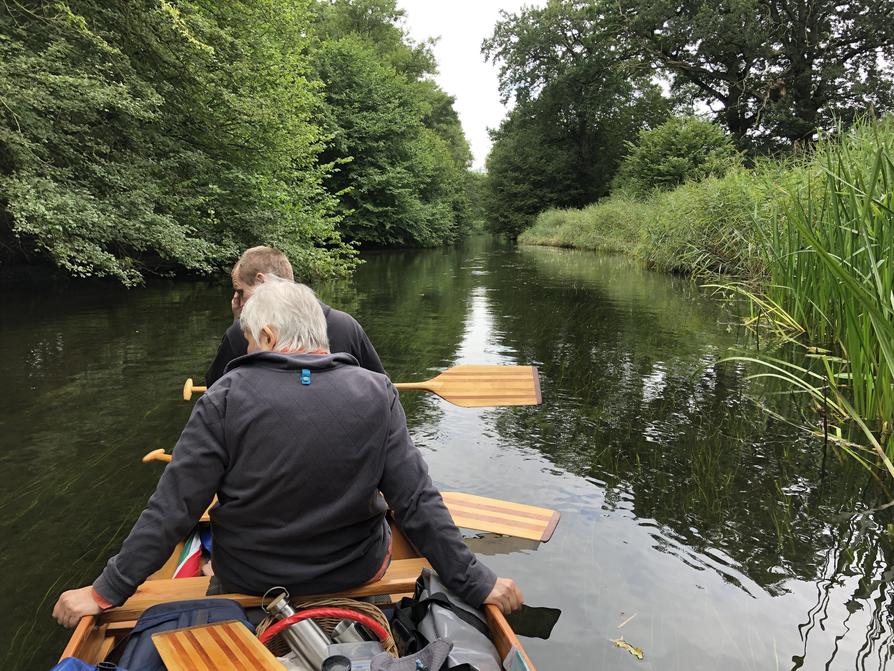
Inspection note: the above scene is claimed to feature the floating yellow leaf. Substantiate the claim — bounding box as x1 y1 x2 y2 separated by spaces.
611 636 644 660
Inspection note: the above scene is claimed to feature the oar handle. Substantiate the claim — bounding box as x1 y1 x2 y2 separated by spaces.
182 378 208 401
142 449 173 463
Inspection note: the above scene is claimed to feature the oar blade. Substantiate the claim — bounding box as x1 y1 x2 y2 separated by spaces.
442 491 560 542
432 365 542 407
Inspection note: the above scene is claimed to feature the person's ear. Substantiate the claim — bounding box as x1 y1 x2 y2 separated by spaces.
256 272 265 284
260 325 277 350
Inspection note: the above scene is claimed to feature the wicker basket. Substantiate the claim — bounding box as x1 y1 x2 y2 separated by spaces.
257 597 399 659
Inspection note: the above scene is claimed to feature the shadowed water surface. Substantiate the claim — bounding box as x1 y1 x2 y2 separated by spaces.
1 237 892 670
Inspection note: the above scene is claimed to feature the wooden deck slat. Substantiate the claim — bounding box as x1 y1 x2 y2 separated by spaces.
153 621 282 671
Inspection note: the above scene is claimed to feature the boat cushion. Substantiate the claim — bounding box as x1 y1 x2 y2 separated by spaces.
117 598 253 671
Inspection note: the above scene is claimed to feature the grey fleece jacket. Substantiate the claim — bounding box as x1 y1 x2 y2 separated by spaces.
93 352 496 607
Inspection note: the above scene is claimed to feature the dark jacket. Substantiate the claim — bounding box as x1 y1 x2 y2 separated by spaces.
93 352 497 607
204 302 385 386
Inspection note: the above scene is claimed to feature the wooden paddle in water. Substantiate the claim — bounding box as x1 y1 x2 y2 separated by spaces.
183 364 542 407
394 364 541 408
141 449 559 542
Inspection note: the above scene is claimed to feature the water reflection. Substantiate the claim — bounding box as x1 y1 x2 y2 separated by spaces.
1 238 892 670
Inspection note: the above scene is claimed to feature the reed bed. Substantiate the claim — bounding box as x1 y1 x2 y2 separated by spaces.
750 122 894 470
520 118 894 474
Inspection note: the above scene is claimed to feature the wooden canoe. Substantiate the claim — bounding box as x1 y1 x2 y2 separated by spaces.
59 522 538 670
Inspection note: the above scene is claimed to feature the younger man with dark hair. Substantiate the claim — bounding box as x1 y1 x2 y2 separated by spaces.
205 246 384 385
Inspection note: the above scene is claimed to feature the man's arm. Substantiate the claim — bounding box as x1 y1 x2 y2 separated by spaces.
205 321 248 387
94 392 229 606
377 386 497 606
353 322 386 375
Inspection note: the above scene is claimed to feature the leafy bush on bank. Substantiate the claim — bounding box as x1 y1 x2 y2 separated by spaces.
613 116 742 196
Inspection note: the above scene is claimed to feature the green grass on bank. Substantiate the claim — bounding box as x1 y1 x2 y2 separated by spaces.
519 161 803 279
521 118 894 468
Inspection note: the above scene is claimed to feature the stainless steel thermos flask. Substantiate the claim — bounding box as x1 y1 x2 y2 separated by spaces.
264 592 332 670
331 619 373 644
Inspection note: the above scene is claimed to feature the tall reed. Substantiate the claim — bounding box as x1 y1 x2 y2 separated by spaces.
748 120 894 470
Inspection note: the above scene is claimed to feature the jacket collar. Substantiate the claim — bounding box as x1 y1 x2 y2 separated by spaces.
224 350 358 375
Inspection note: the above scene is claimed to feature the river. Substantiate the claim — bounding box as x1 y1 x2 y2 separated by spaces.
1 237 892 670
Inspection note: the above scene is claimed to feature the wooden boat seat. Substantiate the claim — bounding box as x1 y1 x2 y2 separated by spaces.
104 557 431 622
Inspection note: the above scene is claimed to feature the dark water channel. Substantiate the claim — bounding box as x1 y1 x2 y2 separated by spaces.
2 237 893 670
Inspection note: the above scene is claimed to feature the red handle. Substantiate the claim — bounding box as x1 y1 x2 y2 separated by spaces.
258 607 390 645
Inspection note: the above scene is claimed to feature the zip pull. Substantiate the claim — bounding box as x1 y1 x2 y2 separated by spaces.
300 368 311 385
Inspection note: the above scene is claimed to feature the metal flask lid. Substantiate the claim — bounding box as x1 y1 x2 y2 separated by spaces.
265 591 297 617
322 655 352 671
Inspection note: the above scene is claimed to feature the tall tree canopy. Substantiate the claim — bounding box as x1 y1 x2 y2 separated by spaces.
312 0 475 247
483 1 670 237
617 0 894 147
482 0 894 238
0 0 353 284
0 0 478 283
501 0 894 150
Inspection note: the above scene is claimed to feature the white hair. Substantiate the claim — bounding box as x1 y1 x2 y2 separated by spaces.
240 276 330 353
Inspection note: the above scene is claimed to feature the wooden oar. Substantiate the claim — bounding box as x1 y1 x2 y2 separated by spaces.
142 448 172 463
393 364 541 407
182 378 206 401
183 364 542 407
141 450 559 541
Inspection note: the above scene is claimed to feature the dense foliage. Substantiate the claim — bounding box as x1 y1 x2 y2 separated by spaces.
614 0 894 149
483 0 894 239
0 0 476 283
313 0 475 247
614 117 741 195
482 1 670 237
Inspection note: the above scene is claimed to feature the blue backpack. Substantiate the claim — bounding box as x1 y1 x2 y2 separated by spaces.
116 598 254 671
50 660 121 671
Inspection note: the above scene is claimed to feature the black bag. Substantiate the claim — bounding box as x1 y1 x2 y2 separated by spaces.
392 569 502 671
116 598 254 671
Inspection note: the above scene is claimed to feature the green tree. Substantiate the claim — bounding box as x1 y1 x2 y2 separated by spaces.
615 116 741 194
312 0 474 247
463 171 488 232
0 1 354 284
482 1 670 237
612 0 894 148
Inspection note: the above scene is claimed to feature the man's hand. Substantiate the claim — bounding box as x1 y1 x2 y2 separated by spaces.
52 586 102 628
484 577 523 614
231 291 244 320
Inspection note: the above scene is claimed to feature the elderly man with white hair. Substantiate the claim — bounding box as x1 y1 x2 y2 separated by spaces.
52 279 522 628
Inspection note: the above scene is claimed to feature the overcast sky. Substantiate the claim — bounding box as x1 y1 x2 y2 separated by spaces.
396 1 543 170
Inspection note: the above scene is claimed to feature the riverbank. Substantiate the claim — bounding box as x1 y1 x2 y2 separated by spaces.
518 159 785 280
520 119 894 463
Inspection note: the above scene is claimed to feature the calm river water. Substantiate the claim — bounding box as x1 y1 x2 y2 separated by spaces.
2 237 892 670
